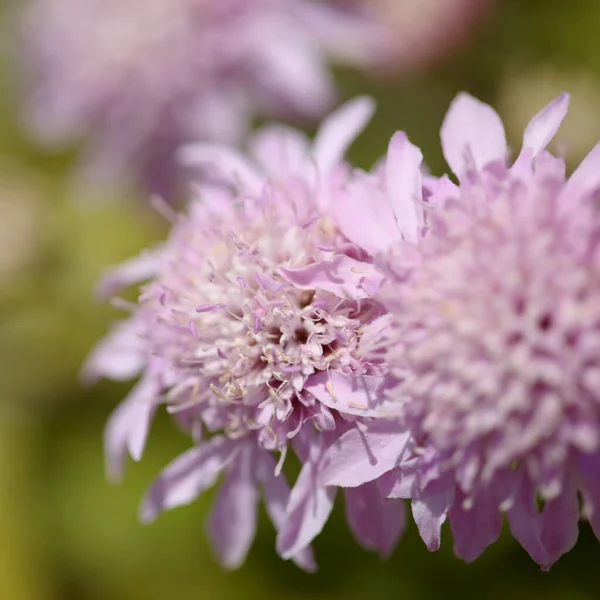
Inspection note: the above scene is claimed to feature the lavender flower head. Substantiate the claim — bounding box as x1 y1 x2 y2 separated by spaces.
21 0 388 194
84 99 413 569
377 92 600 567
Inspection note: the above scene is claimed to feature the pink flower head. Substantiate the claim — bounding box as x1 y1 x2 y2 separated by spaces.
378 92 600 568
84 99 413 569
20 0 388 194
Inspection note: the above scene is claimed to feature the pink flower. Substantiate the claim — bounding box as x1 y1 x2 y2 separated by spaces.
20 0 388 194
84 99 412 568
377 91 600 567
368 0 495 72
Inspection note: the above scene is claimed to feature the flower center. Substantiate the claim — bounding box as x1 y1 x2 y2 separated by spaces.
151 215 382 451
389 176 600 492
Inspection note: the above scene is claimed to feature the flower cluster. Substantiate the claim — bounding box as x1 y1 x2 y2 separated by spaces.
20 0 391 194
88 91 600 569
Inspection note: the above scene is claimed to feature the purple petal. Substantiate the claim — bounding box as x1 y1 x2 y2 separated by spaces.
411 486 454 552
423 174 460 207
304 371 395 417
280 255 384 300
258 452 317 572
578 452 600 540
540 474 579 568
506 472 548 566
249 124 311 178
386 131 423 243
95 252 158 298
440 92 507 177
559 141 600 209
276 458 336 559
449 489 503 562
139 436 237 523
345 481 406 557
178 143 265 194
297 1 387 67
319 420 411 487
104 375 158 481
521 92 570 159
416 447 450 492
207 446 260 569
357 314 392 357
534 150 566 180
312 96 375 177
81 319 145 384
252 27 333 122
377 455 421 499
331 177 400 254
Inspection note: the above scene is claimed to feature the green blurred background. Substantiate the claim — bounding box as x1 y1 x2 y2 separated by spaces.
1 1 600 598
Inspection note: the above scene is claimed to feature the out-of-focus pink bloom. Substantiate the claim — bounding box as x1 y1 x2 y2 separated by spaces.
374 91 600 568
84 99 413 569
367 0 495 72
20 0 388 194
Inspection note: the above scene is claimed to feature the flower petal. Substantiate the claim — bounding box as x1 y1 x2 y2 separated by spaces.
104 375 159 482
139 436 237 523
440 92 507 177
540 474 579 568
559 140 600 209
377 455 420 499
357 314 392 357
276 457 336 559
423 174 459 207
252 24 334 120
534 150 566 180
280 255 384 300
95 252 158 298
178 143 265 195
258 452 317 572
249 124 311 179
506 473 548 566
296 1 386 67
312 96 375 177
304 371 395 417
521 92 570 158
578 451 600 540
81 319 146 384
345 481 406 557
207 445 260 569
411 486 454 552
449 488 503 562
331 176 400 254
386 131 423 243
319 420 411 487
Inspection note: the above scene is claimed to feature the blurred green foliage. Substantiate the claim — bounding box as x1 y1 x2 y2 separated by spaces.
1 1 600 598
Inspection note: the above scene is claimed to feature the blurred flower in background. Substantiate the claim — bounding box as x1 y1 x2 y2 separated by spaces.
369 0 495 72
19 0 390 196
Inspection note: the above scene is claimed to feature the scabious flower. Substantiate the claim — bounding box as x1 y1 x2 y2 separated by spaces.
364 91 600 568
84 98 414 569
20 0 389 194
